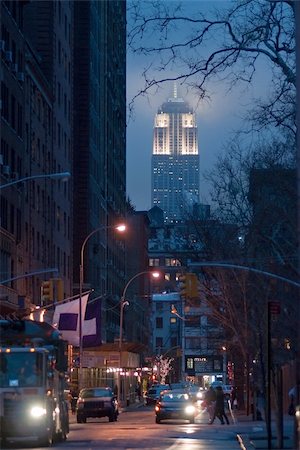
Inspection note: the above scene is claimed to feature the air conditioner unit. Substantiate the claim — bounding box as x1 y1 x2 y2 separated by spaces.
11 63 18 73
0 40 5 51
4 51 12 63
17 72 24 82
2 165 11 176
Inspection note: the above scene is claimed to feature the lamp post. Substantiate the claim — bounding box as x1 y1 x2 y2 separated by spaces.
0 171 71 189
171 303 186 381
78 223 126 389
117 270 160 406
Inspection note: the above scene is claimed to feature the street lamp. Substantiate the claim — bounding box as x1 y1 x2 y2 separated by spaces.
118 270 160 406
171 304 186 381
78 223 126 388
0 171 71 189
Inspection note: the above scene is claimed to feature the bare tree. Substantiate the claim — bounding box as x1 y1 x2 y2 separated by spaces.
128 0 296 134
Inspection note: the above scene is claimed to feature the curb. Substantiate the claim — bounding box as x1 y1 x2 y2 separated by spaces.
237 434 255 450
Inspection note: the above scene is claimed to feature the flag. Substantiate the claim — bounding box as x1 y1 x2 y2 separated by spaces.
52 294 90 346
82 297 102 347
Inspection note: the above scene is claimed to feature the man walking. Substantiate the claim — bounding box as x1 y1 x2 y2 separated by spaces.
205 386 216 424
210 386 230 424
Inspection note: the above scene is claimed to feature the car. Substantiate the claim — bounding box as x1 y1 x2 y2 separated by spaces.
145 384 170 405
154 390 197 424
76 386 118 423
169 382 188 391
187 385 206 401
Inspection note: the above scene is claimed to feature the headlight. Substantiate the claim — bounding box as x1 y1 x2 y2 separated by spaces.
185 405 195 415
196 391 203 399
30 406 47 418
155 405 160 412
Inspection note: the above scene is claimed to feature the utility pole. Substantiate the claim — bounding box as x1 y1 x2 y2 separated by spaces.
295 2 300 448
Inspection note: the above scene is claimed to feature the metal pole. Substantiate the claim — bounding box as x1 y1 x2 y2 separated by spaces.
181 295 185 381
267 301 272 449
0 172 71 189
117 297 125 407
79 262 83 389
117 271 159 407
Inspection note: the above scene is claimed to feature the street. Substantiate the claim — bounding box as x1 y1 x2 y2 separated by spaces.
1 404 258 450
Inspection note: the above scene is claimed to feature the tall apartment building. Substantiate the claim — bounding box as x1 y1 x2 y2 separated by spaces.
23 0 74 302
1 1 27 314
1 0 73 313
151 85 200 223
73 1 127 344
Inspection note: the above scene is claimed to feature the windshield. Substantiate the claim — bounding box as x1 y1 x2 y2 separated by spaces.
81 388 113 398
161 392 190 402
0 351 44 388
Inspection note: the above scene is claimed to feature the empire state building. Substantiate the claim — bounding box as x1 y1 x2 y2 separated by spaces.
151 86 200 223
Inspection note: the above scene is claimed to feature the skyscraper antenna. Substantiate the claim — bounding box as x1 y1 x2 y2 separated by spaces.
173 82 177 99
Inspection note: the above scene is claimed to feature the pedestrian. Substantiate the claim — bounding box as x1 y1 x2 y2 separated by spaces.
70 389 78 414
135 383 141 401
210 386 230 424
231 387 238 409
288 385 298 416
205 386 216 424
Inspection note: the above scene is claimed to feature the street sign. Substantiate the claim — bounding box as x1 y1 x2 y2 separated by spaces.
268 301 281 315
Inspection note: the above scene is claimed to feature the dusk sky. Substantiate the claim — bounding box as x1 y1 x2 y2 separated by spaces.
126 0 270 212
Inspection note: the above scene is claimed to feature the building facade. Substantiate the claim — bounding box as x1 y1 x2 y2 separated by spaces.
1 0 73 313
151 85 200 223
72 0 127 344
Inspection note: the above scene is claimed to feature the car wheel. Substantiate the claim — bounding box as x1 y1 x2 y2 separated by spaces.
76 416 82 423
108 414 115 422
82 416 87 423
155 416 161 424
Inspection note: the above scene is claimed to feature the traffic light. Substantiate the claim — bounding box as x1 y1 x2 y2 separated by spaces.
41 280 53 304
53 278 64 302
179 273 199 299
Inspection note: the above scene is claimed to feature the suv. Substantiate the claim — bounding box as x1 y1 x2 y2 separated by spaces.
76 387 118 423
145 384 170 405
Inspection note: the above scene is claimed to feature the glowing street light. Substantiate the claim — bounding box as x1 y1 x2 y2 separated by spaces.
0 171 71 189
78 223 126 388
118 270 160 405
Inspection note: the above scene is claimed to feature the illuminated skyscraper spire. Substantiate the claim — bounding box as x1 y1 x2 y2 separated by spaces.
173 81 177 99
151 88 200 223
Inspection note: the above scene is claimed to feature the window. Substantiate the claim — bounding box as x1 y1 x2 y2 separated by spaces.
149 258 159 267
156 317 163 329
155 337 163 350
155 302 163 312
1 82 9 121
185 315 200 327
185 337 201 350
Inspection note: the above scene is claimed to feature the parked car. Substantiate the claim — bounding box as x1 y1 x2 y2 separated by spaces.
145 384 170 405
155 390 196 424
76 387 118 423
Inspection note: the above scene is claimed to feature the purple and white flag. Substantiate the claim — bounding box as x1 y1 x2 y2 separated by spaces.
82 296 102 347
52 294 92 346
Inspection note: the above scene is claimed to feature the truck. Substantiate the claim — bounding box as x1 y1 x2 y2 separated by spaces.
0 319 70 447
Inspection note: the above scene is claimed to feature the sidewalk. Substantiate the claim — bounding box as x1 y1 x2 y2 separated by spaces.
235 410 296 449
